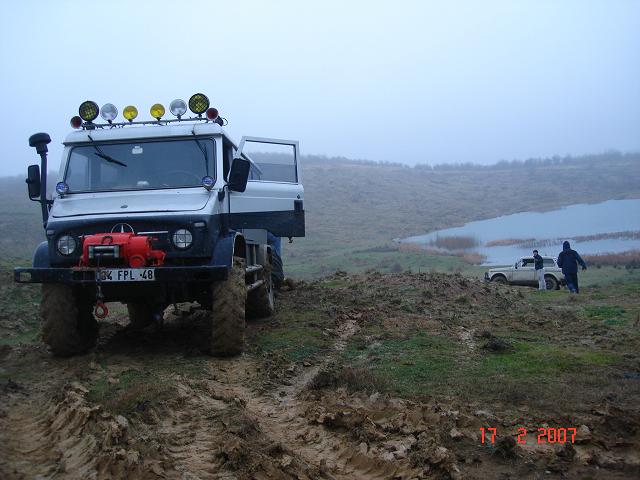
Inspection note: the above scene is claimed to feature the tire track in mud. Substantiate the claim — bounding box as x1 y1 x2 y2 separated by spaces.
190 317 422 480
0 383 157 480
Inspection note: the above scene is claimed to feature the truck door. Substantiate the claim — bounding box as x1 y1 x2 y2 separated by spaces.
227 137 305 237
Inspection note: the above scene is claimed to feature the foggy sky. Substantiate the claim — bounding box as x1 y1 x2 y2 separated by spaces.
1 0 638 176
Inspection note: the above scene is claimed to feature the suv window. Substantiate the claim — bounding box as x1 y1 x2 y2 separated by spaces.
65 138 215 192
521 258 534 267
543 258 555 267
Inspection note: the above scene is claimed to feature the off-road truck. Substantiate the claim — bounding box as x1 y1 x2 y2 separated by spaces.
484 256 563 290
14 94 305 357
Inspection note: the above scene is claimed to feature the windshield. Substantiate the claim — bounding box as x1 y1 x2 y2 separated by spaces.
64 138 215 192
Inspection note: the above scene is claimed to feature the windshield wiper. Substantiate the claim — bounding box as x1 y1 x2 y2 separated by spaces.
191 132 209 175
87 135 127 167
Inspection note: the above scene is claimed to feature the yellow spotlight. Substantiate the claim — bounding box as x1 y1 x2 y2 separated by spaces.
123 105 138 122
188 93 210 115
78 101 99 122
150 103 165 120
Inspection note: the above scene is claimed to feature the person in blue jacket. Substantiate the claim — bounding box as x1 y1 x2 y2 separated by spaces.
557 241 587 293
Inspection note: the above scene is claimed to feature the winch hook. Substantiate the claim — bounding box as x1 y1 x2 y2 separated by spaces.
94 301 109 319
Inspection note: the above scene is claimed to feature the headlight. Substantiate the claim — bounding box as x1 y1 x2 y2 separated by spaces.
57 235 77 255
172 229 193 249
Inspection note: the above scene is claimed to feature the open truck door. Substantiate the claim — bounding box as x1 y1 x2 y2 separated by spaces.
227 137 305 238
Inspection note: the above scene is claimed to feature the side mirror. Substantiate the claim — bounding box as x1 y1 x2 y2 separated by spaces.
228 157 250 192
26 164 41 199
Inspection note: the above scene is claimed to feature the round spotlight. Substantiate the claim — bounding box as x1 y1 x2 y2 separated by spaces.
57 235 77 256
78 101 99 122
201 176 215 190
188 93 209 115
170 99 187 118
150 103 165 120
55 182 69 195
172 229 193 249
206 107 219 120
100 103 118 123
70 116 83 129
123 105 138 122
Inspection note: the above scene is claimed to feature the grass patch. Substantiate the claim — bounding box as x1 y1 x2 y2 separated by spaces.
256 325 329 362
475 342 619 380
584 305 628 326
343 332 459 396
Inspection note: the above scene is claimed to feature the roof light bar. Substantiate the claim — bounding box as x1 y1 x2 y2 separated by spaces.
78 101 99 122
70 116 82 129
150 103 165 120
123 105 138 122
188 93 209 115
170 99 187 118
100 103 118 123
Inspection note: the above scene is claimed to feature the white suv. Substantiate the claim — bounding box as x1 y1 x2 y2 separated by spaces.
484 256 564 290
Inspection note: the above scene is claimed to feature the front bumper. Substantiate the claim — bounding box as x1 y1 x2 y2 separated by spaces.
14 265 228 284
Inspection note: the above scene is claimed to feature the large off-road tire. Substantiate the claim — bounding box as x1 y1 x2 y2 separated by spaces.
209 257 247 356
271 251 284 290
544 275 559 291
246 258 275 320
126 302 160 329
492 275 507 285
40 284 98 357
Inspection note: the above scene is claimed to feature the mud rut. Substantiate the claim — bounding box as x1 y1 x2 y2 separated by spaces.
162 317 417 480
0 317 423 480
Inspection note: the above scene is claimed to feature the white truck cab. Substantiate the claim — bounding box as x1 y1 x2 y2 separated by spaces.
15 94 305 357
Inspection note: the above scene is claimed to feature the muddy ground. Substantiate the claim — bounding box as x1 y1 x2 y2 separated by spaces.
1 270 639 479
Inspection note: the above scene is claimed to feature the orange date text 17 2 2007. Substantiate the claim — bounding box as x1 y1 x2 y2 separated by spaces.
480 427 577 445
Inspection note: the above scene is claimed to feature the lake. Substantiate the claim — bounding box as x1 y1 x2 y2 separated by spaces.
402 199 640 265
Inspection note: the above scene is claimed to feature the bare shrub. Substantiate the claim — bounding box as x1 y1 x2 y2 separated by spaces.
461 252 487 264
485 238 535 247
398 242 425 253
429 235 479 250
583 250 640 269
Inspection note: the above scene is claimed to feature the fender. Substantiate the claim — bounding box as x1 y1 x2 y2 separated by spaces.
32 241 51 268
211 232 246 267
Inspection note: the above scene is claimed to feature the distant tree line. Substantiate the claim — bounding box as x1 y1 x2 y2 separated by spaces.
303 150 640 171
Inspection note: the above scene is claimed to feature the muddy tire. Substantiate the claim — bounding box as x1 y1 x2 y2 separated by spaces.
40 284 98 357
271 251 284 290
209 257 247 356
544 275 559 290
126 302 160 329
492 275 507 285
246 260 275 320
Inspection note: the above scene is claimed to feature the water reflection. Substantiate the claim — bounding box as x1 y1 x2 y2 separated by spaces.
403 199 640 265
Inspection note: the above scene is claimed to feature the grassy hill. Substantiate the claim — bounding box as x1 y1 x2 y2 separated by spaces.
1 152 639 277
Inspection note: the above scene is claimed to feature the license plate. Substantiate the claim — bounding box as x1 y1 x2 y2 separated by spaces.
98 268 155 282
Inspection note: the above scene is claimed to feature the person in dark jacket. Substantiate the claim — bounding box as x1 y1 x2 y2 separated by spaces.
557 241 587 293
533 250 545 290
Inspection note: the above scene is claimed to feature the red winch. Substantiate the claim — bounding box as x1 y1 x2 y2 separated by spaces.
79 232 166 268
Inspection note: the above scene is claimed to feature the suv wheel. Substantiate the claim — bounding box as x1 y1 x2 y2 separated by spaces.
544 275 559 290
208 256 247 356
41 284 98 357
492 275 507 284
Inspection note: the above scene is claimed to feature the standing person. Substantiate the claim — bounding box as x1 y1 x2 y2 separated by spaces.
533 249 545 290
557 241 587 293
